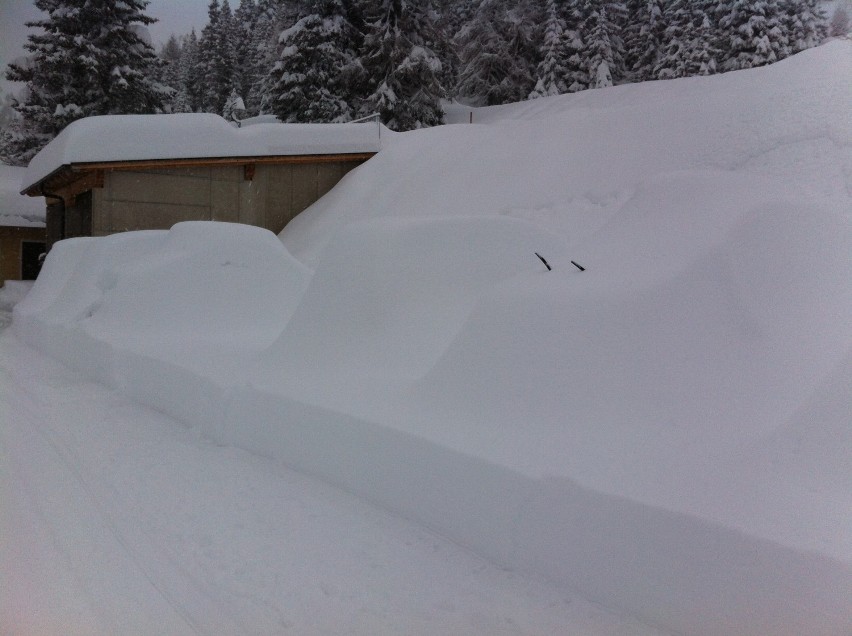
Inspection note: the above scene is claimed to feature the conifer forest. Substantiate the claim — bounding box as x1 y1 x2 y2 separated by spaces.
1 0 835 165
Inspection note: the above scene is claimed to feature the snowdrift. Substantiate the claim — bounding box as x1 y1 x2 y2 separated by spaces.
15 222 309 423
14 41 852 636
283 41 852 268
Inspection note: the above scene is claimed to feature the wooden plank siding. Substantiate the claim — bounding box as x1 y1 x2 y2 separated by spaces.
27 153 373 248
0 226 47 283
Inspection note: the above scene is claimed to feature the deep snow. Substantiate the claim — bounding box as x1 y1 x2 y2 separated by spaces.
8 41 852 636
0 324 665 636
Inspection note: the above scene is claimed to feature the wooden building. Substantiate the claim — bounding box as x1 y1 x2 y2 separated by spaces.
19 114 380 249
1 165 46 284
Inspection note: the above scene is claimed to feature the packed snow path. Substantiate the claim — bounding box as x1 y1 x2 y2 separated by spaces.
0 324 668 636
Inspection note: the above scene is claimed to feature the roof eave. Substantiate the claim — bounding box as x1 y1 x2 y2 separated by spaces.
21 164 71 197
21 152 378 196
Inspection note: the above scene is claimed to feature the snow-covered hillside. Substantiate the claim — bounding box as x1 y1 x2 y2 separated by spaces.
284 40 851 266
11 41 852 636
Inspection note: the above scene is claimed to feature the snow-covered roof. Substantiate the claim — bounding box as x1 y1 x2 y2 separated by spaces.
0 164 45 227
22 113 382 194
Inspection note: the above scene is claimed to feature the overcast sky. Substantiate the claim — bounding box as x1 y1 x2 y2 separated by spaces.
0 0 211 95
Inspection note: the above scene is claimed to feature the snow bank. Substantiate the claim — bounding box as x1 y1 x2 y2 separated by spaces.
0 281 33 311
0 165 44 226
13 42 852 636
283 41 852 268
21 113 382 192
257 216 571 389
222 203 852 636
14 221 310 424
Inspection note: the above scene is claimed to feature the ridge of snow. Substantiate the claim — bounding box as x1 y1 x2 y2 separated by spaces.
283 40 852 267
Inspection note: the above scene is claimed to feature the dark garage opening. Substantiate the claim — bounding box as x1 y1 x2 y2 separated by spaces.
21 240 46 280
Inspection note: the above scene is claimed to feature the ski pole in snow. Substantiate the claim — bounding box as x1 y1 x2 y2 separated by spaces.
535 253 552 271
571 260 585 272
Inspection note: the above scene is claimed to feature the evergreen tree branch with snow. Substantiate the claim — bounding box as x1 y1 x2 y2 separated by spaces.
359 0 446 130
455 0 538 106
267 0 363 123
1 0 168 165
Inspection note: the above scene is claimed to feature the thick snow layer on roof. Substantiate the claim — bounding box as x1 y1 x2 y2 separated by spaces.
22 113 382 192
0 165 45 227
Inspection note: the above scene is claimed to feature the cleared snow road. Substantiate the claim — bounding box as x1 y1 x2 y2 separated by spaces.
0 322 668 636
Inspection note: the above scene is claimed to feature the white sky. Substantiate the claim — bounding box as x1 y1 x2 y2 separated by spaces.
0 0 212 95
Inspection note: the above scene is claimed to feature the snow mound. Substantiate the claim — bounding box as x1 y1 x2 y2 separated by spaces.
282 40 852 267
0 281 33 311
12 42 852 636
257 216 571 390
15 222 309 422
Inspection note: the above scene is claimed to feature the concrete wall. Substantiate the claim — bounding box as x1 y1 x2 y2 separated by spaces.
65 190 92 239
0 226 47 283
91 161 362 237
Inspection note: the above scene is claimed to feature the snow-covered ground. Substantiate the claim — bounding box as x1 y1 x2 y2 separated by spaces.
0 320 666 635
5 41 852 635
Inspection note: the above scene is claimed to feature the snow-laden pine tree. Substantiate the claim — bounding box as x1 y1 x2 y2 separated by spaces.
0 119 29 167
267 0 362 123
580 0 628 89
219 0 243 114
434 0 476 91
199 0 223 111
654 0 719 79
2 0 168 165
623 0 666 82
359 0 446 130
199 0 240 114
782 0 827 52
560 0 592 92
233 0 261 108
529 0 570 98
159 34 183 112
433 0 478 40
427 2 462 94
0 91 16 132
455 0 537 105
254 1 310 116
245 0 282 116
222 88 246 121
716 0 790 71
173 30 202 113
503 1 542 90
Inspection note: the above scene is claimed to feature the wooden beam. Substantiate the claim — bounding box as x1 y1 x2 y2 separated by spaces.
51 169 105 203
71 153 376 173
24 152 375 197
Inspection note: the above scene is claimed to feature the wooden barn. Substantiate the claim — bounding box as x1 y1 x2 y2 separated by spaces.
19 114 380 249
1 165 46 284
